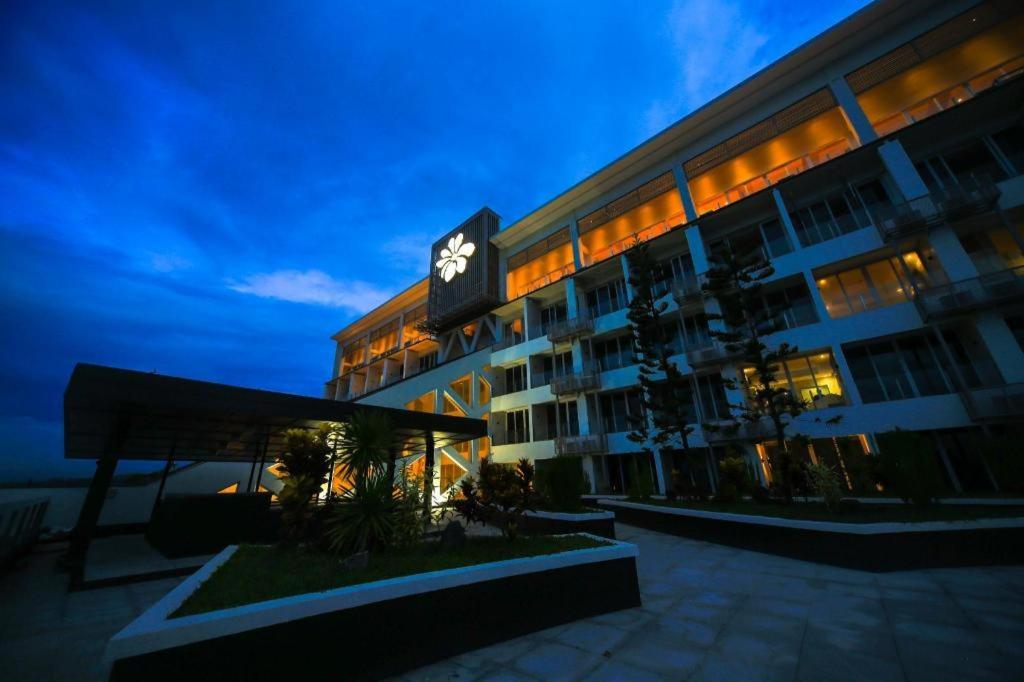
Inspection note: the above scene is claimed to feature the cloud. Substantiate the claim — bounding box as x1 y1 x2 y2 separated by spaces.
378 231 435 272
228 269 392 313
642 0 770 136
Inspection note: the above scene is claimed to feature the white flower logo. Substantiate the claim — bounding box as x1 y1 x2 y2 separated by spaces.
435 232 476 282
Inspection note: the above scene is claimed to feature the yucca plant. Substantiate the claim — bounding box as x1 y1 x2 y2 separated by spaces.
334 410 395 487
326 471 397 553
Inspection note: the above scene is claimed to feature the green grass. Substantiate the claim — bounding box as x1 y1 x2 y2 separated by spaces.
625 498 1024 524
172 535 608 618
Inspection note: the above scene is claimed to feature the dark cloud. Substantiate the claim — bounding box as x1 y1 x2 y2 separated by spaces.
0 0 868 481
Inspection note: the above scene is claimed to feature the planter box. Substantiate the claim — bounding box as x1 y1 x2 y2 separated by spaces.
107 534 640 680
521 509 617 539
600 500 1024 572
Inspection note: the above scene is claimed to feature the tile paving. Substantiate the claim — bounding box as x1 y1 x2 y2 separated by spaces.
0 525 1022 681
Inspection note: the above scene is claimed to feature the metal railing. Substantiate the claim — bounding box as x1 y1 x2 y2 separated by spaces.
492 332 526 352
873 176 1001 241
701 420 775 443
491 429 530 447
1 497 49 565
685 341 740 368
917 265 1024 319
546 315 595 343
554 434 608 456
671 277 703 307
550 365 602 395
962 383 1024 422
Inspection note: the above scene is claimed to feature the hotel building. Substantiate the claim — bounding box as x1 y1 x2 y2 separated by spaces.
324 0 1024 500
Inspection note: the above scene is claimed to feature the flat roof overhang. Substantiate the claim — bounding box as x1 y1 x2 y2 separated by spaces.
64 363 487 463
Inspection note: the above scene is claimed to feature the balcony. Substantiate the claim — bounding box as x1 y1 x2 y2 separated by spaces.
874 177 1001 242
963 383 1024 422
492 332 526 352
671 278 703 309
916 266 1024 320
546 315 595 344
554 434 608 456
701 420 775 443
685 341 741 368
550 366 602 395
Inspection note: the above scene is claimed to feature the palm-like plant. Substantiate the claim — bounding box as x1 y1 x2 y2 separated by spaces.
334 410 395 487
326 471 397 553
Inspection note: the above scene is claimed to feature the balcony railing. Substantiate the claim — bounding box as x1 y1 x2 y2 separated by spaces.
511 264 575 299
550 366 602 395
701 420 775 443
546 315 595 343
963 383 1024 422
491 430 530 447
554 434 608 456
492 332 526 352
671 278 703 308
584 211 687 265
685 341 741 368
874 176 1001 242
916 266 1024 320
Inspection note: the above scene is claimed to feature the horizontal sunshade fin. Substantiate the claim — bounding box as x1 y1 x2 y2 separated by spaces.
845 1 1015 94
683 88 837 179
577 171 676 235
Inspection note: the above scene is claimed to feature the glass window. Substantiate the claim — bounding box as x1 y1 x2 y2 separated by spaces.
696 374 730 421
870 342 913 401
838 269 872 314
865 259 907 306
1006 315 1024 353
992 124 1024 176
504 364 527 393
586 279 628 318
817 274 850 318
505 409 530 444
680 313 711 349
897 336 950 396
844 346 885 403
760 219 792 258
539 302 567 334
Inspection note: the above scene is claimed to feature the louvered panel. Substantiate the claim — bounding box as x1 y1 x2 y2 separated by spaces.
683 88 837 178
847 1 1013 93
508 227 572 271
577 171 676 234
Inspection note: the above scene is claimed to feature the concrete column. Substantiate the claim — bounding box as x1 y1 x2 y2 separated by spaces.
620 254 635 301
878 140 929 201
802 271 831 323
568 217 583 270
930 226 980 281
829 77 878 146
581 455 597 494
523 297 541 339
772 189 802 251
672 165 700 223
830 343 863 406
651 447 667 495
975 312 1024 383
565 278 579 319
395 312 406 348
684 225 709 274
575 393 591 433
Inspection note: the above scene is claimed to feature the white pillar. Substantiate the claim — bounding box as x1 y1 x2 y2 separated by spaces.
565 277 579 319
568 216 583 270
829 77 877 146
930 226 979 281
672 165 700 223
581 455 597 494
684 226 709 274
803 271 831 323
975 313 1024 383
772 189 802 251
830 342 863 406
878 140 929 201
620 254 635 301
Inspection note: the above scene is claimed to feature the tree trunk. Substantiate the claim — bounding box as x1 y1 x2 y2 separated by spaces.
422 433 435 525
773 418 793 503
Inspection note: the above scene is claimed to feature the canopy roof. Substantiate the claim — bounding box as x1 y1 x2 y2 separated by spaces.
64 364 487 463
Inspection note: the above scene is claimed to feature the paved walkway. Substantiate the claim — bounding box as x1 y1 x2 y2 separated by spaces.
1 527 1022 681
398 524 1024 682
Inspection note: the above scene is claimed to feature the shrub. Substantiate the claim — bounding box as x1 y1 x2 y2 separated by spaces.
876 430 944 506
671 468 709 502
393 472 426 549
806 462 843 513
277 426 332 546
325 472 396 553
750 484 770 504
535 455 589 512
454 458 535 540
714 456 749 503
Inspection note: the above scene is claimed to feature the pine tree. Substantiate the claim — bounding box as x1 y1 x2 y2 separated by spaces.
625 239 695 494
701 246 805 501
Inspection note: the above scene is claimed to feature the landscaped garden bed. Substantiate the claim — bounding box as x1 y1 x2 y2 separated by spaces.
106 533 640 680
519 508 616 539
107 415 640 680
599 498 1024 571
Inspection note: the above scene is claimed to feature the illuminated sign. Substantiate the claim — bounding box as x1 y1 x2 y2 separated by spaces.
434 233 476 282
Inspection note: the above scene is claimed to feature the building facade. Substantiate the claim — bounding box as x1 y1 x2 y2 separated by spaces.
326 0 1024 501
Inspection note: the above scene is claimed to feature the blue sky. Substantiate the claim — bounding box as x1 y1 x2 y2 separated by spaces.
0 0 868 481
